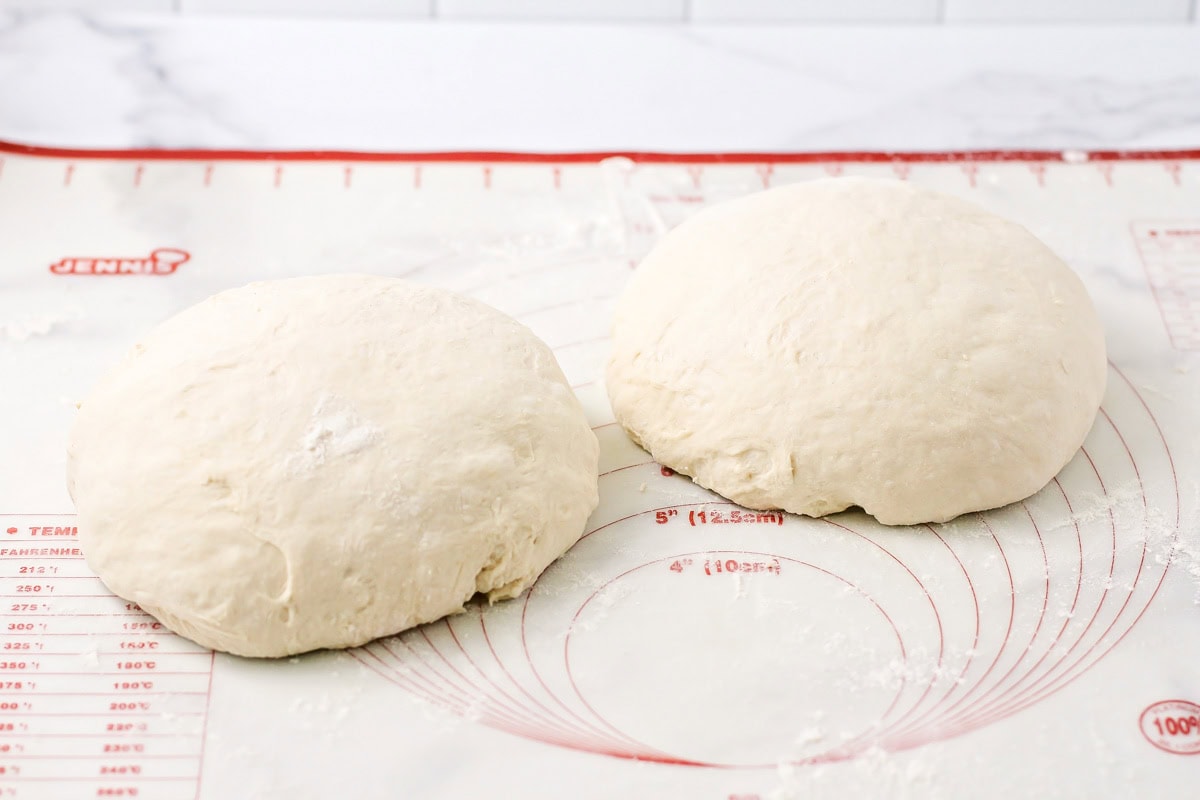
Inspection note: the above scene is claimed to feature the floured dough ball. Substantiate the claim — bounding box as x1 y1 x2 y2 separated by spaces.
68 275 599 657
607 177 1106 526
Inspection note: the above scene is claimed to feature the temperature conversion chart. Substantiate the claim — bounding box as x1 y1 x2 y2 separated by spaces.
0 518 213 798
0 143 1198 799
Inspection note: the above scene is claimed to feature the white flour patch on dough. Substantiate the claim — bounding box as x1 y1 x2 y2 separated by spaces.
286 393 382 472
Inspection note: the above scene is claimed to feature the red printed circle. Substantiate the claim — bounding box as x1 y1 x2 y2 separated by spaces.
1139 700 1200 755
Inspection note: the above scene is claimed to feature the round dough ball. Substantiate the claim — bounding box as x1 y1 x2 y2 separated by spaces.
607 177 1106 526
68 275 599 657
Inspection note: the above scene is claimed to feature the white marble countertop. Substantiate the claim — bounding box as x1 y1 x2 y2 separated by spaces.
2 11 1199 153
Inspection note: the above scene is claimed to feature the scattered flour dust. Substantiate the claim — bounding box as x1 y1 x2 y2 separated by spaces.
1173 537 1200 605
285 393 382 473
1 309 83 341
1157 483 1200 604
1043 481 1145 533
567 581 634 635
771 745 945 800
1044 478 1200 603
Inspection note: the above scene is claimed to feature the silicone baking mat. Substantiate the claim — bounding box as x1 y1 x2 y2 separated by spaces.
0 143 1198 799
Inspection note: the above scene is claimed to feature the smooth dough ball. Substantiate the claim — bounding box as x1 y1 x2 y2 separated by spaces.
607 177 1106 526
68 275 599 657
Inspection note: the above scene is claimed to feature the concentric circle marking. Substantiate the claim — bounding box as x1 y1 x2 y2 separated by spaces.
354 363 1182 768
562 552 906 767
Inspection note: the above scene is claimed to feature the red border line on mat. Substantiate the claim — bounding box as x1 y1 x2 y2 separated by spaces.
0 140 1198 164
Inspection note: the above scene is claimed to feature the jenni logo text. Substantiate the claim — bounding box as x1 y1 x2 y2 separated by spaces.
49 248 190 276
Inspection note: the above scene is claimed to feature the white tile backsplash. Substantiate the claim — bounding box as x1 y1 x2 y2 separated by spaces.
436 0 686 21
181 0 433 17
944 0 1193 23
0 0 174 9
690 0 940 23
3 0 1196 22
